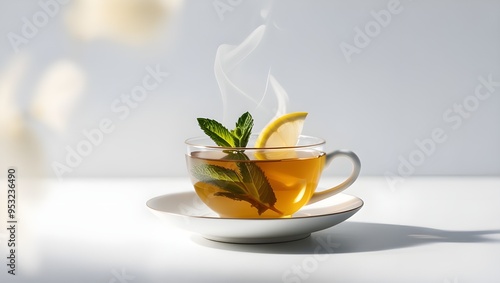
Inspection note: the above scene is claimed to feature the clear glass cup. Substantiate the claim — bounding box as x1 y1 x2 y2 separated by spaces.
185 135 360 218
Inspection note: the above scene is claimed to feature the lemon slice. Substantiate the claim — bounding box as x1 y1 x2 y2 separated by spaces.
255 112 308 147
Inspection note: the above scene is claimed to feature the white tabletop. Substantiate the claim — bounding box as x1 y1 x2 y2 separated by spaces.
2 177 499 283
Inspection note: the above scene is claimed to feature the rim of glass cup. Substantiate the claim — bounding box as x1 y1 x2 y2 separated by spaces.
185 134 326 150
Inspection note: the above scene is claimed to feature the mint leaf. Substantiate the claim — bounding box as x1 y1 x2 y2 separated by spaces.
224 151 278 211
194 112 281 216
231 112 253 147
191 160 281 215
237 159 277 206
209 181 247 195
191 164 241 183
197 118 235 147
191 164 247 195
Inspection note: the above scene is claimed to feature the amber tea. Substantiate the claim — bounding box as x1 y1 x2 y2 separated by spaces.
187 150 326 218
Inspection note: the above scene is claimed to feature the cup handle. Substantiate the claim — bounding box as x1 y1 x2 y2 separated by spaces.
308 150 361 204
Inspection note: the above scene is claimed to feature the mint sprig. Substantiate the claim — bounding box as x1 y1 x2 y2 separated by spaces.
197 112 253 147
194 112 281 216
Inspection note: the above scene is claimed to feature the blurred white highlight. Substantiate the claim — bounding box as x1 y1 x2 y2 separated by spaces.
66 0 183 44
0 56 26 137
31 60 86 133
0 56 86 180
0 56 46 179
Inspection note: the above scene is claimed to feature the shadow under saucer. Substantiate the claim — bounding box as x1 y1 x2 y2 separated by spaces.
191 221 500 254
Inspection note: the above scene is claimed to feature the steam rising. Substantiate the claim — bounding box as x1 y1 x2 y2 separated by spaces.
214 24 289 131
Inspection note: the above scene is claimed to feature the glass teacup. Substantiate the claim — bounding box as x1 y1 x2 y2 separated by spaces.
185 135 360 218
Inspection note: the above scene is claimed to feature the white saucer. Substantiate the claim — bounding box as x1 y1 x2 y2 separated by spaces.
146 191 363 244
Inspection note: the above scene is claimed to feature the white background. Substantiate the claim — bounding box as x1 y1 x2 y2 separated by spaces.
0 0 499 179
